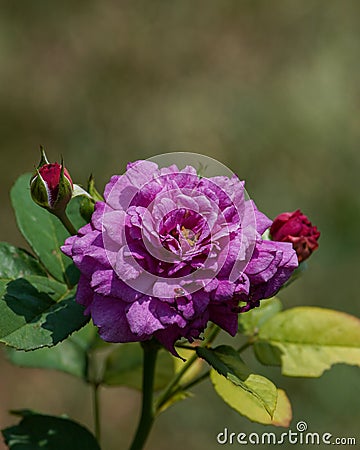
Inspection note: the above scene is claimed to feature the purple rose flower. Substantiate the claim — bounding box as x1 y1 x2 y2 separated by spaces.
62 160 297 355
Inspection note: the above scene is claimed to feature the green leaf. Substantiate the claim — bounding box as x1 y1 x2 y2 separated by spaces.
10 174 85 285
238 297 282 336
0 243 47 279
255 307 360 377
69 321 99 351
2 410 100 450
103 343 175 390
0 275 88 350
197 345 277 418
270 389 292 427
211 369 292 427
6 326 91 379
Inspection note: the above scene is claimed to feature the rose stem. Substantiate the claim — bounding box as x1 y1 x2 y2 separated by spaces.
92 382 101 444
57 211 78 236
161 337 254 404
129 341 159 450
155 324 221 412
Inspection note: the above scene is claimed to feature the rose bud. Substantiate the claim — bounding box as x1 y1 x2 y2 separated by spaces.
30 148 73 216
80 174 104 223
270 209 320 263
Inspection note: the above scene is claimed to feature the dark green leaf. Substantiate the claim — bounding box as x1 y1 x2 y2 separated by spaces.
103 343 175 390
0 275 88 350
66 195 88 231
6 329 90 379
10 174 85 285
0 242 46 279
2 410 100 450
197 345 277 417
69 322 99 352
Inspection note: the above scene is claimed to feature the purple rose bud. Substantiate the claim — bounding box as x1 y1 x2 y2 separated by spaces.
270 209 320 263
30 148 73 216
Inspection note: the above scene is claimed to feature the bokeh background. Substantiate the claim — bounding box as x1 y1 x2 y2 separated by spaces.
0 1 359 449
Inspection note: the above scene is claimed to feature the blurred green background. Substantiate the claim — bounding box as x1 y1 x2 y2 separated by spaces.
0 1 359 449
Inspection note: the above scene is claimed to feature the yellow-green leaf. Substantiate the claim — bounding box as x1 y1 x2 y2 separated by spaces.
238 297 282 336
197 345 277 418
211 369 292 427
255 307 360 377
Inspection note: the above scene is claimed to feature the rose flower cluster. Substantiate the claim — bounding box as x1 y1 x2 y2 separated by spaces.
60 160 319 355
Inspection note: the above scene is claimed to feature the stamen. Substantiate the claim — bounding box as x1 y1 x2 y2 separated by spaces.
180 226 199 247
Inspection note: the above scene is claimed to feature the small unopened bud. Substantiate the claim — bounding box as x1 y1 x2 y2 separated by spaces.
30 147 73 216
270 209 320 263
80 174 104 222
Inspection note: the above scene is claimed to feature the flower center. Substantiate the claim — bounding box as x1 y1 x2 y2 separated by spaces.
159 208 208 255
179 226 199 247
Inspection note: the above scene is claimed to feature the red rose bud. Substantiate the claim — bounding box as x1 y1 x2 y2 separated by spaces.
30 148 73 216
270 209 320 263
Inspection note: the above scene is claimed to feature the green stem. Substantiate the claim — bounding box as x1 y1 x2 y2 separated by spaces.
236 340 252 353
57 211 78 235
165 336 254 400
155 324 221 412
180 370 210 391
129 342 159 450
156 351 198 412
204 323 221 343
175 343 197 351
92 383 101 445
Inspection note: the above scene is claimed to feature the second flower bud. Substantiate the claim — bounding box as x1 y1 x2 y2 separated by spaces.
30 148 73 216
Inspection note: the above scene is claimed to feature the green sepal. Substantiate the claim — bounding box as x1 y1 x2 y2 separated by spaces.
80 175 104 222
87 174 104 202
30 169 49 208
37 146 50 168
